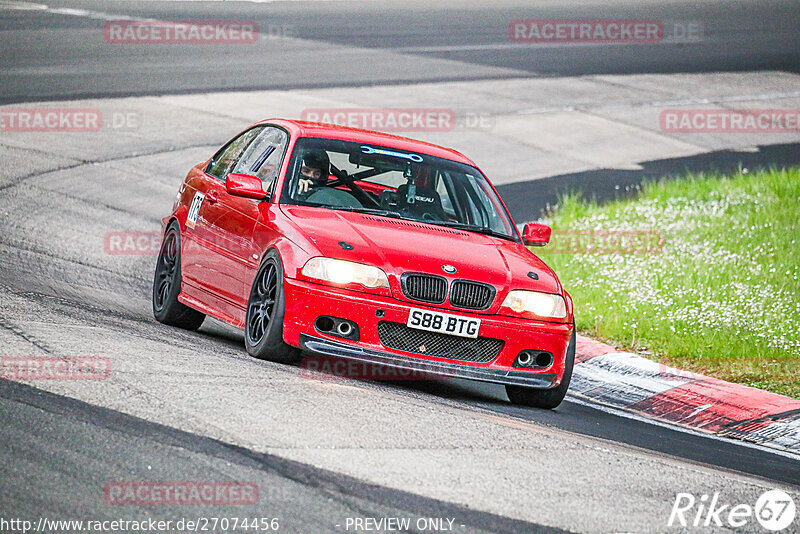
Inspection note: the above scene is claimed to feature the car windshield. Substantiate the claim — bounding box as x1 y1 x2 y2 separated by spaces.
280 137 518 241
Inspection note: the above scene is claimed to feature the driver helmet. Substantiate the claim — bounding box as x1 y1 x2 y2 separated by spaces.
300 149 330 185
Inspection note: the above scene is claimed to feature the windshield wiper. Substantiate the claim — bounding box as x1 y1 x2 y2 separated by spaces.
430 221 516 241
318 205 404 219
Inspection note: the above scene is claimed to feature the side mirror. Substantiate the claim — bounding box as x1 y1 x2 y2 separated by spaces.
226 173 267 200
522 223 551 247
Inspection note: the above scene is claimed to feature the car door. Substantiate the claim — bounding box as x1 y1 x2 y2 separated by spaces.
182 126 264 307
211 126 290 308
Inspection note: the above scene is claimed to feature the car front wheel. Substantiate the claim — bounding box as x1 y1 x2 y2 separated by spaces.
506 325 575 409
244 249 300 363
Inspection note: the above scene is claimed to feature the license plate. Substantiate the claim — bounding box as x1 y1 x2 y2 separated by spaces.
406 308 481 339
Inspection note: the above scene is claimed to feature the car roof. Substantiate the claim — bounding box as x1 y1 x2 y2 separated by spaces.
258 119 476 166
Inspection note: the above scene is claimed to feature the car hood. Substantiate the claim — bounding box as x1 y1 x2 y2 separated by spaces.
281 206 562 298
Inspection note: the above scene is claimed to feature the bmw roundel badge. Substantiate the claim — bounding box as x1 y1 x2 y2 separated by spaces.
442 264 457 274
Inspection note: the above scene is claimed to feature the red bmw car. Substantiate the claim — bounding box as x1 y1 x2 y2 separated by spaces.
153 119 575 408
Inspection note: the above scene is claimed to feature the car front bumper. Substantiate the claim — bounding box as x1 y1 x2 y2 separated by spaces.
282 277 572 389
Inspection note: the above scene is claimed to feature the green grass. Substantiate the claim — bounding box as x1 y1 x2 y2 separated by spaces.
536 167 800 398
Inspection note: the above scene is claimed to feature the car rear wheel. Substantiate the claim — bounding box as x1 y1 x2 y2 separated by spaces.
506 325 575 409
152 222 205 330
244 249 300 363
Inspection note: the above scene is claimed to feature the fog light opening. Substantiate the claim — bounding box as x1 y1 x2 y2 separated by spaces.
536 351 554 369
315 316 335 333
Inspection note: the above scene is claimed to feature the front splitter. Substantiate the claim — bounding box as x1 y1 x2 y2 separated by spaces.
298 333 558 389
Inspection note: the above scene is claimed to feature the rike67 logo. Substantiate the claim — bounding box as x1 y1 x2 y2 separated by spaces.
668 490 796 531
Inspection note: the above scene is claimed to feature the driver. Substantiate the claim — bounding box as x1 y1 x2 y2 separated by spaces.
297 149 330 195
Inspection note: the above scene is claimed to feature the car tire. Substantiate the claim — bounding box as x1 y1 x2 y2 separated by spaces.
152 221 206 331
505 324 575 409
244 249 300 363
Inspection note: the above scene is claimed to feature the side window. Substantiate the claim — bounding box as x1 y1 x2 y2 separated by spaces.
206 127 264 180
232 127 289 195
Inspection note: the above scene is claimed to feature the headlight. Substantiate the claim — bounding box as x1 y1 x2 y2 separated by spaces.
302 257 389 289
501 290 567 319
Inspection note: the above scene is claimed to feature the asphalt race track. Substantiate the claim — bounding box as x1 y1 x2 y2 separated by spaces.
0 379 561 534
0 0 799 103
1 1 799 533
